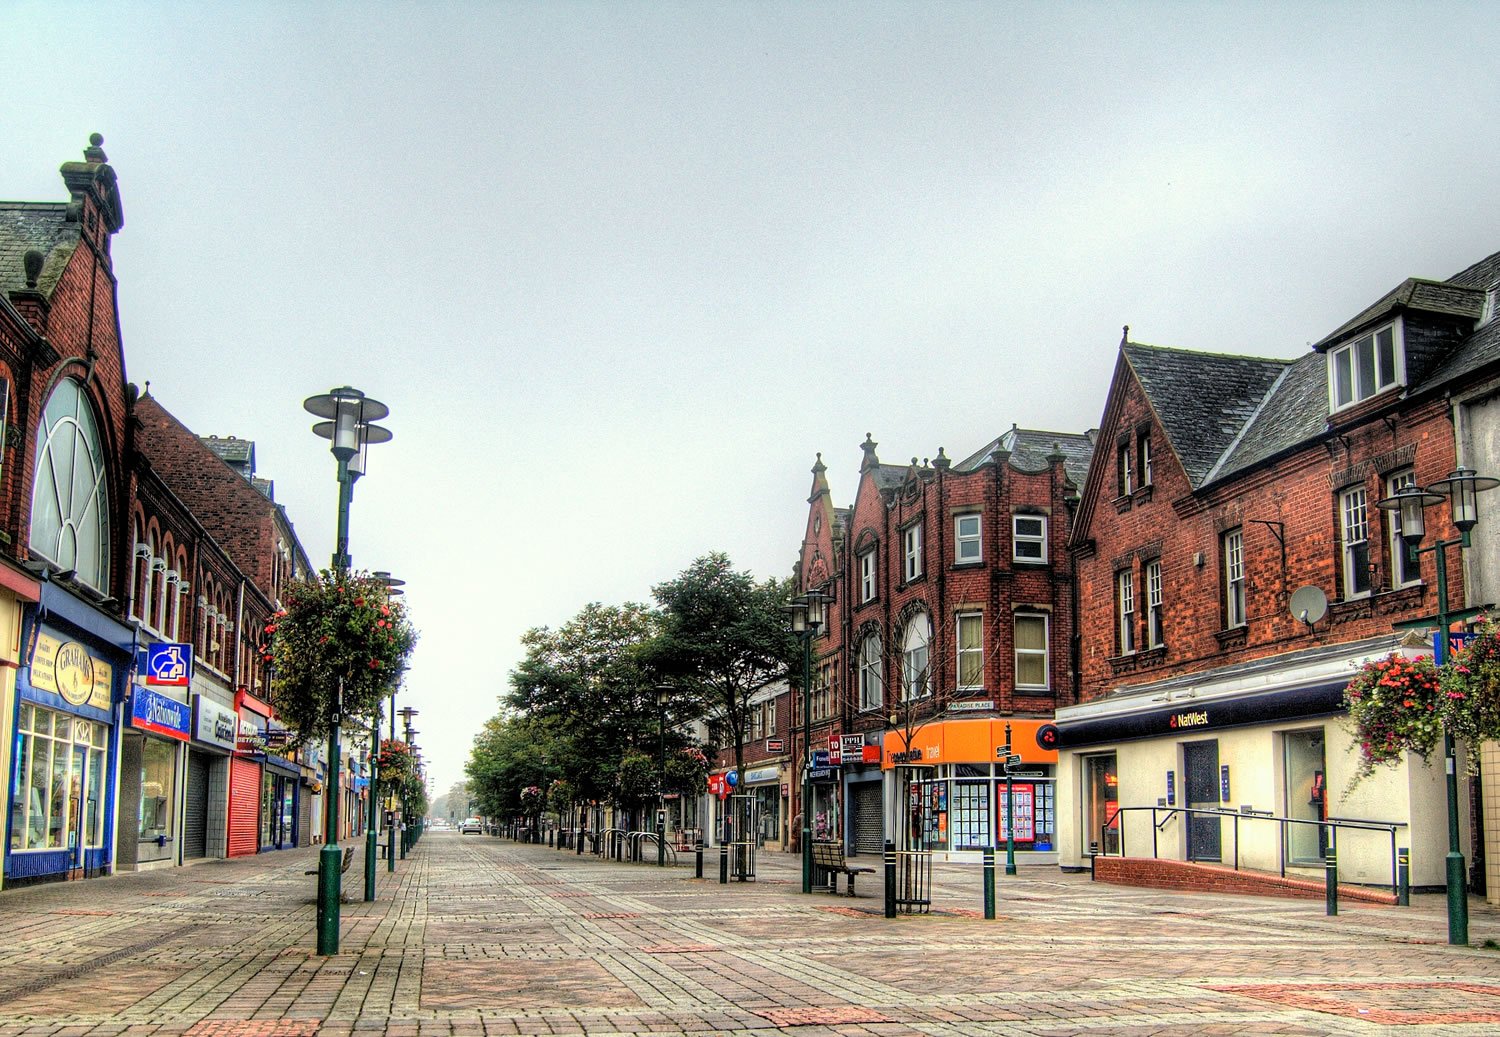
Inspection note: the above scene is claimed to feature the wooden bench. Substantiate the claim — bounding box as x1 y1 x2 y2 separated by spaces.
812 841 875 897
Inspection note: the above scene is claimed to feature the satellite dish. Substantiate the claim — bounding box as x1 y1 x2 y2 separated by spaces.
1289 585 1328 627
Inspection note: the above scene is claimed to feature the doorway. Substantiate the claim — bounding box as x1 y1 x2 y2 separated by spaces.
1183 740 1221 862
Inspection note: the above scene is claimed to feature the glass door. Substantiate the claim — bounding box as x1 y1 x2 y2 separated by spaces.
1084 754 1119 854
1284 729 1327 864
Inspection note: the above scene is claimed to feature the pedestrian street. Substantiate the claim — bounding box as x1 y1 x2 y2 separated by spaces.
5 833 1500 1036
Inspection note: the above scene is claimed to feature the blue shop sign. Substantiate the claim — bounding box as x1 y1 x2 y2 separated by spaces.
130 687 191 742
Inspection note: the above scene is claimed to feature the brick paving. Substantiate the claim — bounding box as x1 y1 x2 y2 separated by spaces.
2 837 1500 1035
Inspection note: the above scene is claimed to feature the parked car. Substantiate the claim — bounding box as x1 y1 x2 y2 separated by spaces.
460 818 483 834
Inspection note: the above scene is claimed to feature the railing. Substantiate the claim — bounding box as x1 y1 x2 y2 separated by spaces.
627 830 678 866
1099 806 1408 897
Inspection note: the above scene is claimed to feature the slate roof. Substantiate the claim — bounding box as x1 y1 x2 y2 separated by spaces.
954 427 1095 487
0 202 75 297
1123 344 1288 487
1312 278 1485 350
200 436 255 467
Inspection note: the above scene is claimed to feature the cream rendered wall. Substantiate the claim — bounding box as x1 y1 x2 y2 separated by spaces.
1056 718 1460 887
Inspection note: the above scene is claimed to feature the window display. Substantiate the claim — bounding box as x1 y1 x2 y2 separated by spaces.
9 704 109 853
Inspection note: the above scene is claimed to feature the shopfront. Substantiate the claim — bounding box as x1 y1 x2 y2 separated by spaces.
1053 636 1455 887
185 693 237 860
261 755 299 850
6 616 123 886
125 685 191 868
228 704 268 857
883 718 1059 863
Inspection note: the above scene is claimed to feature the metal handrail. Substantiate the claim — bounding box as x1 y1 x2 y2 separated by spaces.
1100 805 1408 897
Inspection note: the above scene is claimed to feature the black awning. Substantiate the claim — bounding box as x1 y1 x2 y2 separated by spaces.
1057 680 1347 749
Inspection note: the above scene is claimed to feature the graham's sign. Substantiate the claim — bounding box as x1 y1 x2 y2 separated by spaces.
30 632 113 713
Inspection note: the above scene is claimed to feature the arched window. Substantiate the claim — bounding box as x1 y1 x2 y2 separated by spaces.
29 378 111 590
901 612 931 702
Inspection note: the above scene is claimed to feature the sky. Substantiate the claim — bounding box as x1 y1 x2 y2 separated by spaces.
3 2 1499 799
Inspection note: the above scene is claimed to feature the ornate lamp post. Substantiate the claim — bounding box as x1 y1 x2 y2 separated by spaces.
398 705 419 854
1377 465 1498 946
657 685 669 867
785 589 829 894
303 386 390 955
362 572 405 895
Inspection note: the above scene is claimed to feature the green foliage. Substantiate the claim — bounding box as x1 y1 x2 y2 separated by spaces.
1344 652 1444 778
662 746 709 796
266 569 417 740
613 752 660 811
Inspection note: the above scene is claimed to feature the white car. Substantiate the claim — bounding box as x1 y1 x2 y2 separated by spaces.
460 818 483 834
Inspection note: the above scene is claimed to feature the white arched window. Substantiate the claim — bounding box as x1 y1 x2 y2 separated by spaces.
901 612 931 702
29 378 110 590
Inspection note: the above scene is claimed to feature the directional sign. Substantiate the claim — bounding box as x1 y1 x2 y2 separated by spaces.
145 642 193 687
1005 754 1023 768
994 744 1011 760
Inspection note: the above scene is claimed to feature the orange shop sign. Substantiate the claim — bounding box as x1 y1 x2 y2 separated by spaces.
881 718 1059 769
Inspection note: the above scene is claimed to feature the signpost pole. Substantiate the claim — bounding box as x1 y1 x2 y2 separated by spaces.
1005 722 1017 876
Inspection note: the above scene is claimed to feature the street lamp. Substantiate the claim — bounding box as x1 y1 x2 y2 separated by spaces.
785 588 829 894
1376 465 1499 946
364 571 406 895
303 385 391 956
663 690 675 870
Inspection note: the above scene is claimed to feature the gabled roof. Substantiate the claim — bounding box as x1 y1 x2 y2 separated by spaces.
1123 343 1288 487
1312 277 1486 350
201 435 255 467
1208 352 1326 481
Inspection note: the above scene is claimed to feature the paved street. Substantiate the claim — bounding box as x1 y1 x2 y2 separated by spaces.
4 835 1500 1036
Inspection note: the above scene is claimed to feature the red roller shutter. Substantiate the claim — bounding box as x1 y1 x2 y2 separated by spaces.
228 757 262 857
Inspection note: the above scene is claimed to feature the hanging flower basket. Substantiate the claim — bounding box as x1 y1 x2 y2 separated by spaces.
1438 616 1500 760
1344 651 1444 779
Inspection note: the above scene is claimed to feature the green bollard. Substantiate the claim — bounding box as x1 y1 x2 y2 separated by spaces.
983 846 996 920
316 844 343 954
1325 850 1338 916
1398 847 1410 907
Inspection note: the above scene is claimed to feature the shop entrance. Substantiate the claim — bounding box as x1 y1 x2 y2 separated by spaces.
1184 740 1221 862
1283 728 1327 864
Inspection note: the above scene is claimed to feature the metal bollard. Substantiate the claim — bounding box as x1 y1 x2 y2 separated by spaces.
884 839 897 919
1325 850 1338 916
719 842 729 884
1398 846 1410 907
577 829 584 855
983 846 996 920
695 840 704 879
1089 840 1098 882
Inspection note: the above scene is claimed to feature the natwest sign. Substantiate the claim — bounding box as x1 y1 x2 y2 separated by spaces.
1168 710 1210 730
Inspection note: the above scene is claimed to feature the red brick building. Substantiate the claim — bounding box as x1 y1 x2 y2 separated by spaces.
786 427 1093 860
1058 248 1500 891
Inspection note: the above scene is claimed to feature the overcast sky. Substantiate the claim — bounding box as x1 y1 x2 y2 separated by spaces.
4 2 1499 799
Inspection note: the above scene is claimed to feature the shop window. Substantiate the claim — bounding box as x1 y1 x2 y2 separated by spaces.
950 779 990 850
139 737 177 844
9 704 109 852
1284 729 1327 865
1085 753 1119 855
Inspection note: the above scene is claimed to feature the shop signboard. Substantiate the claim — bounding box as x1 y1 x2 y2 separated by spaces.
192 695 239 750
130 687 191 741
30 632 114 713
144 642 193 687
812 749 830 767
998 784 1036 842
765 738 784 752
840 734 864 760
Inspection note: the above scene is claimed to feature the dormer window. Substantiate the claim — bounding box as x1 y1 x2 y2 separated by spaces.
1330 322 1401 410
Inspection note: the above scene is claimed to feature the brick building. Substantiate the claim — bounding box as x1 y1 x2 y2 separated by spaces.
786 427 1093 861
1 135 141 885
1057 247 1500 892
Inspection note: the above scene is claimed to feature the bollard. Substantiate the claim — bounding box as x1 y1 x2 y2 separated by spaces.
884 839 897 919
1325 850 1338 916
719 842 729 884
695 840 704 879
983 846 996 920
1398 846 1410 907
1089 840 1098 882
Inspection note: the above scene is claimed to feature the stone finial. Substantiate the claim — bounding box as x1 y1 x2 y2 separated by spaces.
859 433 879 472
933 447 951 470
811 452 826 475
22 249 43 288
1121 324 1130 347
85 133 107 164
